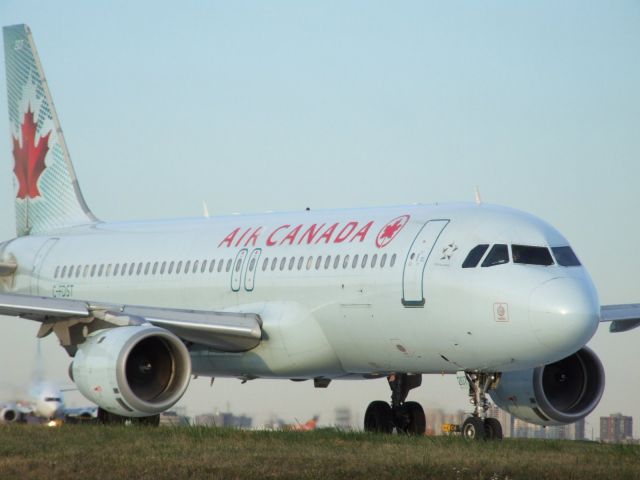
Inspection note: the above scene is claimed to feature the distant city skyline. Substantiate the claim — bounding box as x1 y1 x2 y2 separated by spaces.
0 2 638 435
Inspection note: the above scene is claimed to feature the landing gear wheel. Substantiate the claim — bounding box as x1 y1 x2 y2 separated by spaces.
97 408 126 425
462 416 486 440
397 401 426 435
364 401 393 434
484 417 503 440
132 414 160 427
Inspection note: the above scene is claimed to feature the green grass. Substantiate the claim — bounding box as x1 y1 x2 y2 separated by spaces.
0 425 638 479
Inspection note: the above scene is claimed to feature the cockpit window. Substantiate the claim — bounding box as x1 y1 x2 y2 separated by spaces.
551 246 581 267
512 245 554 266
44 397 61 402
462 244 489 268
481 244 509 267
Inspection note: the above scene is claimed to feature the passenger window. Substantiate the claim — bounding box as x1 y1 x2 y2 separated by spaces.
176 261 183 274
76 265 82 277
390 254 397 267
249 258 256 271
54 266 60 278
201 260 207 273
152 262 158 274
306 256 313 270
160 262 166 274
371 254 377 268
226 259 232 272
333 255 340 269
137 263 144 275
91 265 97 277
315 256 322 270
512 245 553 266
106 264 112 276
551 246 581 267
288 257 295 270
271 257 278 271
324 256 331 269
481 244 509 267
236 259 243 272
380 254 387 268
128 263 135 276
61 266 67 278
185 260 191 274
361 254 368 268
297 256 304 270
169 261 175 274
280 257 286 271
97 265 104 277
143 262 150 275
343 255 350 269
209 260 215 273
120 263 126 276
262 258 269 271
114 264 120 276
193 260 199 273
352 255 359 269
462 244 489 268
218 260 224 273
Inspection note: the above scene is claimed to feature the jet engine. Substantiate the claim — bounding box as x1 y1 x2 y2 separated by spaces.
490 347 604 426
0 405 19 423
71 325 191 417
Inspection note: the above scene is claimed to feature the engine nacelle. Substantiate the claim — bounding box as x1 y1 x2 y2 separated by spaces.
1 405 20 423
71 326 191 417
490 347 604 426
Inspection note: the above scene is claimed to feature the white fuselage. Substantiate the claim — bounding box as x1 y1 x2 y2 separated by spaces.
2 203 600 379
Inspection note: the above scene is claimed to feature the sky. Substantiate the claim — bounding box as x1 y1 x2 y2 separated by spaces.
0 1 639 435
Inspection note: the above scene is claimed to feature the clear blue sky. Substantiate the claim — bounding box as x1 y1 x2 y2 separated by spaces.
1 1 639 435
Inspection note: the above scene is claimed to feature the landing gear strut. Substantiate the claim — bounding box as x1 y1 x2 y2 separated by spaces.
364 374 426 435
462 372 503 441
97 408 160 426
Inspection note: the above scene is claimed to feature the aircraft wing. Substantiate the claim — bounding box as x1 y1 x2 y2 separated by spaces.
0 293 262 353
601 304 640 333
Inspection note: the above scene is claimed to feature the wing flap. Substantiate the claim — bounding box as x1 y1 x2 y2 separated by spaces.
0 293 262 352
601 304 640 333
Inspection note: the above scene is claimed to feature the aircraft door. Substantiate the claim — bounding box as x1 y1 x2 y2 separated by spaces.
30 238 59 295
244 248 262 291
402 219 449 307
231 249 248 292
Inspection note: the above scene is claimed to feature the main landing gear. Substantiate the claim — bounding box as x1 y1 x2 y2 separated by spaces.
364 373 426 435
97 407 160 426
461 372 502 441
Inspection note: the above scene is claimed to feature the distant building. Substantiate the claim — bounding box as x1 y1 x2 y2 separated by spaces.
334 407 352 429
193 411 252 429
600 413 633 443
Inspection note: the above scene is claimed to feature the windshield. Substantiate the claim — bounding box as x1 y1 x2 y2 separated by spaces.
551 246 581 267
512 245 554 266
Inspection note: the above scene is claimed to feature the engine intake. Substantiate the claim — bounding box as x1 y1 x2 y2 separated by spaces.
72 326 191 417
490 347 604 426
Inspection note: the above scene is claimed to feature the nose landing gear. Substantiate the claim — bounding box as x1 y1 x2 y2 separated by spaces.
462 372 503 441
364 373 426 435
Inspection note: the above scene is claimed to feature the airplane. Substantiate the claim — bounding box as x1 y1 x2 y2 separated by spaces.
283 415 320 431
0 342 97 425
1 23 639 438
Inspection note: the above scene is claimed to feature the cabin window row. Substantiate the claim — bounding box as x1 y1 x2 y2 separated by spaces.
52 252 398 280
259 253 397 272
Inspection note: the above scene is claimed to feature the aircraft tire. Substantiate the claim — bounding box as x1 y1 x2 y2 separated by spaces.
462 416 485 441
364 401 393 434
400 401 426 435
483 417 503 440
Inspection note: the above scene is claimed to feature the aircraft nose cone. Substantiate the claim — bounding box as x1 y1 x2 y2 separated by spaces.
529 277 599 355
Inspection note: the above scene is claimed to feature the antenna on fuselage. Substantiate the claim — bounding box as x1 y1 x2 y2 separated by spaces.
474 187 482 205
203 201 210 218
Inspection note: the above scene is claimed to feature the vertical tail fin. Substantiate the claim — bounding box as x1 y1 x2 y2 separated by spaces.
3 24 97 237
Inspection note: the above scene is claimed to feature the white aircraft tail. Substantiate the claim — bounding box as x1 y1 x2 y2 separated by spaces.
3 24 97 237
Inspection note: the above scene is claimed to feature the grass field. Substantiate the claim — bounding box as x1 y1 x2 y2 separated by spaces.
1 425 638 479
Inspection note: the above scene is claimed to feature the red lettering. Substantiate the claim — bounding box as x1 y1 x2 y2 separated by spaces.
315 223 338 244
218 227 240 248
244 226 263 247
234 227 252 247
334 222 358 243
350 221 374 243
280 224 302 245
267 225 290 246
298 223 325 244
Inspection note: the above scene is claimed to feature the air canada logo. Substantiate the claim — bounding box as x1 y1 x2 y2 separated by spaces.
12 106 51 199
376 215 410 248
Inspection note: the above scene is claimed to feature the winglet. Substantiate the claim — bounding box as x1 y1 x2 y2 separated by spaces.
474 186 482 205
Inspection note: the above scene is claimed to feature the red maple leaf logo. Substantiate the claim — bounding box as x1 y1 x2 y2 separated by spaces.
12 107 51 199
376 215 410 248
